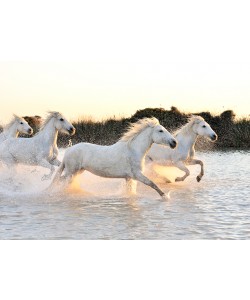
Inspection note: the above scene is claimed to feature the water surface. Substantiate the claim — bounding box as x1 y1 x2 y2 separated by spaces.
0 150 249 239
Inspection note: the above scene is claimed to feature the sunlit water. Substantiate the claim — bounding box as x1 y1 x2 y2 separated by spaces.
0 150 249 239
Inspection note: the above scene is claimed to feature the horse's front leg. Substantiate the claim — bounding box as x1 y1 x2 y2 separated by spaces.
50 147 61 166
133 171 168 199
39 159 56 181
187 158 204 182
174 161 190 182
50 158 61 167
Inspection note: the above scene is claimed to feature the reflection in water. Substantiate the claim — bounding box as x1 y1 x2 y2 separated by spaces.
0 150 249 239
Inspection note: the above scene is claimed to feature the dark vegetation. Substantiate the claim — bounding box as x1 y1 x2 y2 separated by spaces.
0 107 249 150
62 107 250 150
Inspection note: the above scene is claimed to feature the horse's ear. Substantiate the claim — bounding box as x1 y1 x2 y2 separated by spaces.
47 111 59 118
150 117 159 126
13 114 21 121
192 115 203 124
53 111 61 118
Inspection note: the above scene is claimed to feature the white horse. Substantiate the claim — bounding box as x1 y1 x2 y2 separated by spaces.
0 115 33 143
51 117 177 198
0 111 75 180
146 116 217 182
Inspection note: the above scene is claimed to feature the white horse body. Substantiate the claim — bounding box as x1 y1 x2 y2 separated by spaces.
63 142 132 178
51 117 177 198
0 112 75 180
147 116 217 182
0 115 33 144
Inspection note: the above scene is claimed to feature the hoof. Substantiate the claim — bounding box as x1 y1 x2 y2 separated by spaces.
161 193 170 200
196 176 201 182
175 177 182 182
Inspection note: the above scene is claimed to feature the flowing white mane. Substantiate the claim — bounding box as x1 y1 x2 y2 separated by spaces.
174 115 204 136
4 114 24 131
39 111 62 131
121 117 159 142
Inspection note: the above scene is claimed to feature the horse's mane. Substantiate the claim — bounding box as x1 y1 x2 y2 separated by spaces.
174 115 204 136
121 117 160 143
39 111 62 131
3 114 25 131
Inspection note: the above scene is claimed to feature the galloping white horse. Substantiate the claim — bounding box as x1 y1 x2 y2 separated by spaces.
0 111 75 180
0 115 33 144
51 117 177 198
147 116 217 182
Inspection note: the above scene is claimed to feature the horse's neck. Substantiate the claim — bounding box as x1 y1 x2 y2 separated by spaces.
37 120 58 147
3 124 19 138
129 128 153 158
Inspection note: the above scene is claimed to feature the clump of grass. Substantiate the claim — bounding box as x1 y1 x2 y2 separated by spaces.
231 118 250 148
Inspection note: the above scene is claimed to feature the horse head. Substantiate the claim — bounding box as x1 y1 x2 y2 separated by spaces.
192 117 217 141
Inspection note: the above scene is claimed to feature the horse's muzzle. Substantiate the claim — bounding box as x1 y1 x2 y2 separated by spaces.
211 134 217 141
170 140 177 149
28 128 33 135
68 127 76 135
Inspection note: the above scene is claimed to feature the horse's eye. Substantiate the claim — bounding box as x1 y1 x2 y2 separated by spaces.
202 125 206 128
60 118 64 122
159 130 163 133
20 122 23 125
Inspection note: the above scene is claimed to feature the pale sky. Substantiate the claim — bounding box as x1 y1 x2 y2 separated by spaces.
0 1 250 123
0 62 250 123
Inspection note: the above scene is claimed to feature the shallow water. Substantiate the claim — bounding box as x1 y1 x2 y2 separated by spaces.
0 150 249 239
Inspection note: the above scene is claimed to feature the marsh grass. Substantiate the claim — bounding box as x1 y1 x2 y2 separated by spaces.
59 107 250 150
1 107 249 150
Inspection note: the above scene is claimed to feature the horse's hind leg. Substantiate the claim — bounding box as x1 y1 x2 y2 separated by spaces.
187 159 204 182
126 178 137 195
64 169 85 186
174 161 190 182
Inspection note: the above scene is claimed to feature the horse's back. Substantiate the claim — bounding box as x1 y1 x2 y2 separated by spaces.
0 136 33 149
0 136 37 163
65 141 126 161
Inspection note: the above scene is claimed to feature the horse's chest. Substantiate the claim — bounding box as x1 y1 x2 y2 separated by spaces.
176 144 190 161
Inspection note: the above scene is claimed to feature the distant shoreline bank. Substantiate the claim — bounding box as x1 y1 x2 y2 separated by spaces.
64 107 250 150
1 107 249 150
